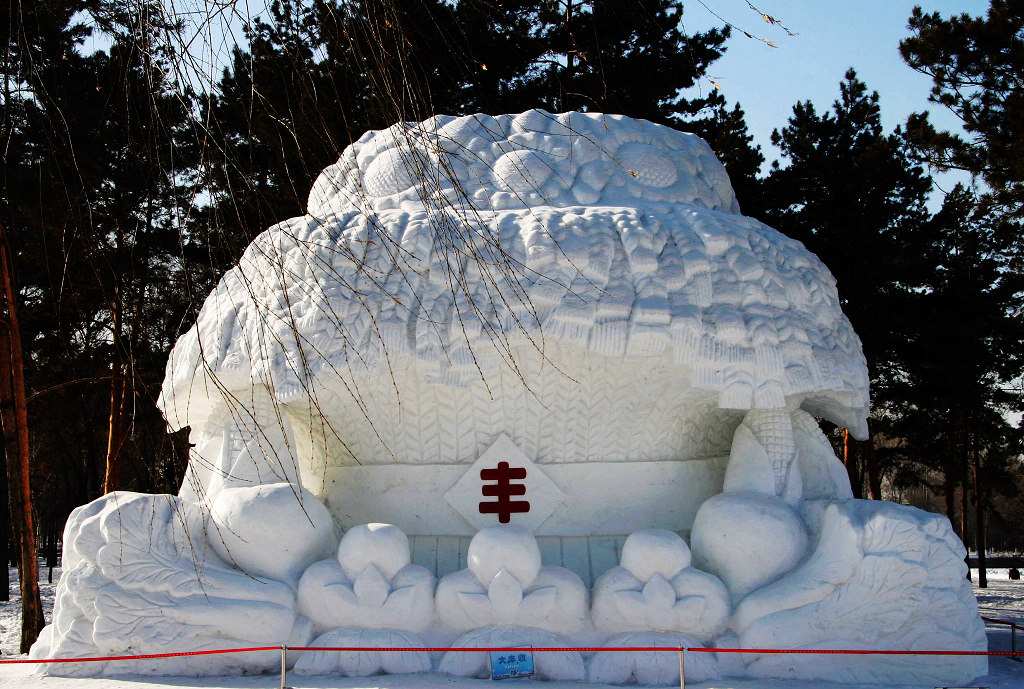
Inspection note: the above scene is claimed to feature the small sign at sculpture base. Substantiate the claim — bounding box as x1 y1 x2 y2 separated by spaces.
489 648 535 680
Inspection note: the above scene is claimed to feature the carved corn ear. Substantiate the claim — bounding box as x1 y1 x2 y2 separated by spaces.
743 408 797 495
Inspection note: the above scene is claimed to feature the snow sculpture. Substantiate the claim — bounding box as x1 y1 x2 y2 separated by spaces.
294 523 434 677
728 500 988 685
157 111 871 538
297 523 435 634
292 528 436 675
588 635 721 686
589 530 728 686
34 492 315 676
208 483 336 586
438 626 586 681
177 388 302 506
294 628 431 677
591 530 729 641
34 111 986 686
690 407 988 684
436 526 587 677
436 526 587 634
691 492 809 601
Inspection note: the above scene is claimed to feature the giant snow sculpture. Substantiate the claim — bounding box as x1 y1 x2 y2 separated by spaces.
33 111 986 685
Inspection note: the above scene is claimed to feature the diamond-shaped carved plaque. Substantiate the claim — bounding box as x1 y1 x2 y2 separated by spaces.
444 434 565 532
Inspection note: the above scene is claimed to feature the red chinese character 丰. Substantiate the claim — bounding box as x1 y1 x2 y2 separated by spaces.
479 461 530 523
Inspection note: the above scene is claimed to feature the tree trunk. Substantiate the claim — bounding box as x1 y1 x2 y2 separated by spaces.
563 0 575 110
46 509 57 584
0 223 44 651
961 460 971 580
943 465 956 524
973 436 987 589
0 439 7 602
103 370 127 493
842 429 862 499
860 422 881 499
103 293 126 494
0 443 7 602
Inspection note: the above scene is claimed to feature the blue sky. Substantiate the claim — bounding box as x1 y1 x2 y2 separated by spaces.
682 0 989 185
160 0 989 192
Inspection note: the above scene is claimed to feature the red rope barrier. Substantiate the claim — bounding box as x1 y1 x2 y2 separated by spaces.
0 646 280 664
688 648 1010 656
3 645 1020 664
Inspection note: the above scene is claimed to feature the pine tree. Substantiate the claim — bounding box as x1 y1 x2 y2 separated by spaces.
688 102 765 217
761 70 934 498
520 0 728 121
202 0 472 260
203 0 732 252
900 0 1024 219
0 0 94 649
3 2 202 505
886 186 1024 583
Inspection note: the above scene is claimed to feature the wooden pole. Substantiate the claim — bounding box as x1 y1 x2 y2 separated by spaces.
0 223 44 651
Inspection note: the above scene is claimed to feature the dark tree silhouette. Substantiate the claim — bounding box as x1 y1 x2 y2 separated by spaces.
885 186 1024 586
901 0 1024 219
760 70 933 498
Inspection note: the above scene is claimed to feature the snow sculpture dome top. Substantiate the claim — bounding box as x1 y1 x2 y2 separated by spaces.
159 111 869 535
308 110 741 215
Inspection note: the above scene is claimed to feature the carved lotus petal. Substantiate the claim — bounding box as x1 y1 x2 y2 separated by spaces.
354 563 390 608
488 568 524 619
523 585 557 619
642 574 676 611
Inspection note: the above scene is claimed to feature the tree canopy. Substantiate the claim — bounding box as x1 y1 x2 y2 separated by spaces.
762 71 933 400
901 0 1024 218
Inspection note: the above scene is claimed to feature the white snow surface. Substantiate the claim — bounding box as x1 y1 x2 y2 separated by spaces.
435 527 588 635
297 523 436 634
208 483 335 586
159 110 870 489
1 563 1022 688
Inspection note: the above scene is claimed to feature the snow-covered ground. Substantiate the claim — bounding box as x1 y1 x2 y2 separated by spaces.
0 562 1020 688
0 561 59 655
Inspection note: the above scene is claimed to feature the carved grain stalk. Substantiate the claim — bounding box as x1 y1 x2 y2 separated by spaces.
0 223 44 650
